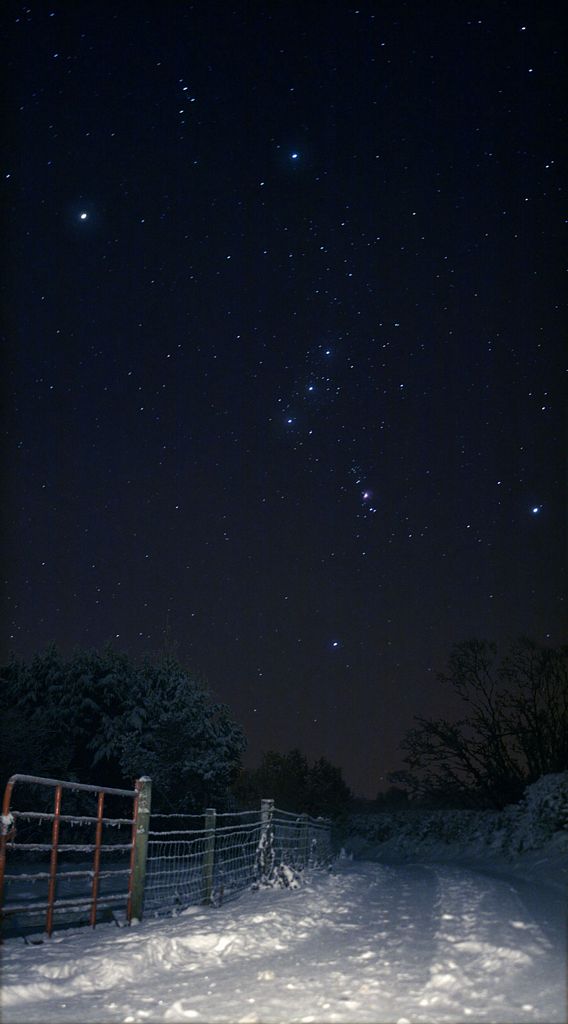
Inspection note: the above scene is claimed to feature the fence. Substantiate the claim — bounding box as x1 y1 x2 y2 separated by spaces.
0 775 333 938
144 799 333 916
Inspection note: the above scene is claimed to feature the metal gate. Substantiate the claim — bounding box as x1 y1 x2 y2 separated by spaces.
0 773 147 937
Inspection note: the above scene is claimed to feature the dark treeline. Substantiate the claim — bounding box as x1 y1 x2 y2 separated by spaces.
0 644 352 819
1 636 565 817
232 749 352 820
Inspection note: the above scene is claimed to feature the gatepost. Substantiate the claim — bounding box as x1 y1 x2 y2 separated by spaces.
129 776 152 922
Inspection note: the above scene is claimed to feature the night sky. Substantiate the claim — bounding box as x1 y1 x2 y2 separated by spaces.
2 1 566 797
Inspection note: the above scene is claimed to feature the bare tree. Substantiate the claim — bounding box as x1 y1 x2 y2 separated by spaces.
390 638 568 809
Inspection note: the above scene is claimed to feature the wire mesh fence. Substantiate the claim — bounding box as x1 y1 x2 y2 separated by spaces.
273 807 334 870
144 802 333 917
144 810 261 914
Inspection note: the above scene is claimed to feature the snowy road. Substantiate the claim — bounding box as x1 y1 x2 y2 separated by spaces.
2 861 565 1023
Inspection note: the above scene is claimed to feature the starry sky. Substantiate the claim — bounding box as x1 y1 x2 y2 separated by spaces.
2 1 566 797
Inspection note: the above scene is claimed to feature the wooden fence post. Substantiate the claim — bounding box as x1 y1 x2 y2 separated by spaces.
300 812 310 868
260 798 274 835
202 808 216 903
258 798 275 882
129 776 152 922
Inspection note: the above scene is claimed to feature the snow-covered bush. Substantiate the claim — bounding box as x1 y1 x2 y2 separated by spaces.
274 863 302 889
253 862 302 890
508 772 568 852
346 773 568 863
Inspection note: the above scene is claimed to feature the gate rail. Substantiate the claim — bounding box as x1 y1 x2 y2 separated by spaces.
0 774 147 937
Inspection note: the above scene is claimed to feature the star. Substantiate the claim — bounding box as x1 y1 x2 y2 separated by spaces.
531 506 541 514
79 212 88 221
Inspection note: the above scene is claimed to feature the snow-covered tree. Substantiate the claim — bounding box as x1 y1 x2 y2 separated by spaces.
109 652 247 810
0 645 246 811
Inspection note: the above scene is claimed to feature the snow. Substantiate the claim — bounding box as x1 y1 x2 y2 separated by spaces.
345 772 568 894
2 774 566 1023
1 863 565 1022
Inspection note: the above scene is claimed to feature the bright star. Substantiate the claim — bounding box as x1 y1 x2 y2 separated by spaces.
531 505 541 514
79 212 88 220
290 152 299 160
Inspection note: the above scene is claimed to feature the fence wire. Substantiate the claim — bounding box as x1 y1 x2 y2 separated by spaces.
144 806 332 916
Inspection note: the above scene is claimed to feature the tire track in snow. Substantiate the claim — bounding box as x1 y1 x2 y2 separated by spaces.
411 865 565 1022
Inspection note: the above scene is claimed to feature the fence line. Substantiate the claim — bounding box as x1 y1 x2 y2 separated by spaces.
144 799 332 916
0 774 333 938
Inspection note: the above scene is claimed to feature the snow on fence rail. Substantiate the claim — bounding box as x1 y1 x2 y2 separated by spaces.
0 775 332 939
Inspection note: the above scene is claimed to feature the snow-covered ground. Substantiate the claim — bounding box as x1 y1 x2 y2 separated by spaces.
2 857 565 1024
2 774 566 1023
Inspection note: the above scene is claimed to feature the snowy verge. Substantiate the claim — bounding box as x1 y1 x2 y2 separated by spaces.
345 772 568 892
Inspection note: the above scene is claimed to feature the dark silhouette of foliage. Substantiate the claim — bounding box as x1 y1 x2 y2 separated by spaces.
233 748 352 819
374 786 409 809
0 644 246 811
389 638 568 809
